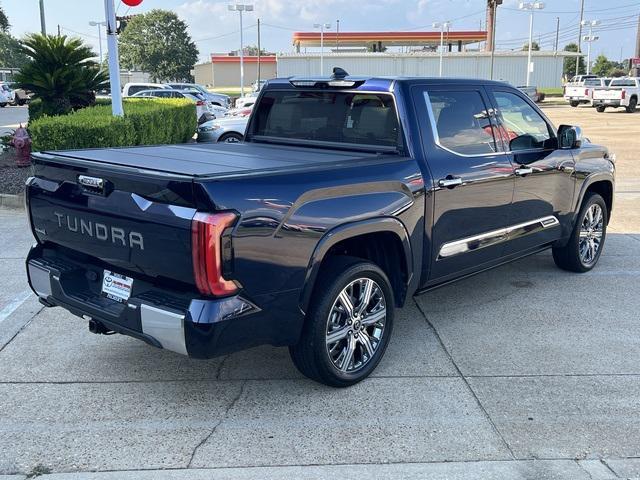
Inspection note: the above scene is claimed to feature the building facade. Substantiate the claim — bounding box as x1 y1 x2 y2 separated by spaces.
193 56 277 88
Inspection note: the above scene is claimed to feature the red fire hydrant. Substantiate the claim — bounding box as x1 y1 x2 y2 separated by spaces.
11 124 32 167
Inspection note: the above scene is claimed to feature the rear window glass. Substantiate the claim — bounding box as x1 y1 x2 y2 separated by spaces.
425 90 498 155
584 78 602 86
250 91 400 150
611 79 636 87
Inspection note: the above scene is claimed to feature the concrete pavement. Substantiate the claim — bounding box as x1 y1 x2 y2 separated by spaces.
1 104 640 479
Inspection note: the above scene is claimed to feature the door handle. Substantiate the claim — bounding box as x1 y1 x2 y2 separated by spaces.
438 177 463 188
515 167 533 176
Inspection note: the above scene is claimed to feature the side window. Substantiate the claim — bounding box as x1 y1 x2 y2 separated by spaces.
492 91 553 151
425 90 498 156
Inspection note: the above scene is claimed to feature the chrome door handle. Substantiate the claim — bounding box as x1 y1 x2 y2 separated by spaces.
515 167 533 176
438 177 463 188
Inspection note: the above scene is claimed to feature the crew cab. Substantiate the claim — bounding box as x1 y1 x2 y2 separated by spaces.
564 77 611 107
25 72 616 387
592 77 640 113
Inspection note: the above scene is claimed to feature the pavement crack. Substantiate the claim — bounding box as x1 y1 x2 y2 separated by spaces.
0 305 43 355
599 458 620 477
414 299 517 460
215 354 231 380
186 379 247 468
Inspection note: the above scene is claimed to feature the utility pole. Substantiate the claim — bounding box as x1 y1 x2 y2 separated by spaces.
487 0 502 80
336 19 340 52
576 0 585 76
39 0 46 35
554 16 560 52
104 0 123 116
635 14 640 76
257 18 261 86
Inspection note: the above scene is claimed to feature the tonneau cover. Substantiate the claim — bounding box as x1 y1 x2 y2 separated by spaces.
43 142 393 178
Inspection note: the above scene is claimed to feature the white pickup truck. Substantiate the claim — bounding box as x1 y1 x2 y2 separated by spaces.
592 77 640 113
564 76 611 107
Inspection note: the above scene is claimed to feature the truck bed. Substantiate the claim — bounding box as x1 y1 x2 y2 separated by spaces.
39 142 402 179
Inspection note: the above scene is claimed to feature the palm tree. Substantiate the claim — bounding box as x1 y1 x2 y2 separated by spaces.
14 34 108 116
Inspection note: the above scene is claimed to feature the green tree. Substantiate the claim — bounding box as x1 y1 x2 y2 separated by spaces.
563 43 585 77
0 32 28 67
14 34 108 116
119 9 198 82
592 54 613 76
244 44 268 56
522 41 540 51
0 5 9 33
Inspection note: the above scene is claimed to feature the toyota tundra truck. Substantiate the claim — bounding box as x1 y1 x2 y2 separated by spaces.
25 71 615 387
592 77 640 113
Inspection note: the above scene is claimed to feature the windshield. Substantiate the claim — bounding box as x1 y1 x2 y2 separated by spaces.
249 90 401 151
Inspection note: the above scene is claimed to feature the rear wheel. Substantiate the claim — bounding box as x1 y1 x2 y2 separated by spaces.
570 101 580 107
218 132 243 143
595 105 606 113
290 257 394 387
552 193 607 273
0 103 6 108
626 97 637 113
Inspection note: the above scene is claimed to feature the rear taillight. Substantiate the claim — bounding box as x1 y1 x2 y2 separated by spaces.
191 212 238 296
585 88 590 96
196 100 206 106
622 90 626 99
563 86 566 95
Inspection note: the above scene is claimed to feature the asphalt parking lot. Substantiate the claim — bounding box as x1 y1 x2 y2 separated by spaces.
0 105 28 136
0 104 639 479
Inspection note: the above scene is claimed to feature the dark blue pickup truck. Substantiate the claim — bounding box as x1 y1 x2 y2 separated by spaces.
25 72 615 386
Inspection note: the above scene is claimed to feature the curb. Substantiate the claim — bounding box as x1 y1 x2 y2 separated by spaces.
0 193 25 210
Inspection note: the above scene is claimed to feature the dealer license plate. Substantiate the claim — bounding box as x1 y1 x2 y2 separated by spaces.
101 270 133 303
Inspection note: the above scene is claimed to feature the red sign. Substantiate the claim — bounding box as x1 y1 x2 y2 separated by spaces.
122 0 143 6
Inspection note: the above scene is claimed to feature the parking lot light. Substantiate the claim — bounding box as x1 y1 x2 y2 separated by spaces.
313 23 331 75
519 1 545 87
432 21 451 77
228 4 254 97
581 20 600 75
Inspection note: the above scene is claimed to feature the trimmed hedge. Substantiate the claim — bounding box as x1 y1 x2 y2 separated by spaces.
29 98 197 151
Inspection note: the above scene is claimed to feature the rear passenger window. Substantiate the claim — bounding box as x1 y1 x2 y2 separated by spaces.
425 91 498 156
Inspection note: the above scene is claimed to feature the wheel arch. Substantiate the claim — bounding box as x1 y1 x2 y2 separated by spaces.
300 217 413 313
575 174 614 224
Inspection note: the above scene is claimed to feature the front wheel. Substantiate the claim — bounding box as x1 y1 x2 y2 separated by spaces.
0 103 6 108
626 97 637 113
552 193 607 273
290 257 394 387
218 132 243 143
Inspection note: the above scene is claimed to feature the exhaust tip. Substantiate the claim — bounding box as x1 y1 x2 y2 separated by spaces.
88 319 113 335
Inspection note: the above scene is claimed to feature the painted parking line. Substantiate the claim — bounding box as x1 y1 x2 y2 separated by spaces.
0 290 32 324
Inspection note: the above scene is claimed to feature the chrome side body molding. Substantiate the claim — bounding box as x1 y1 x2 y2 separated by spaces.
438 215 560 260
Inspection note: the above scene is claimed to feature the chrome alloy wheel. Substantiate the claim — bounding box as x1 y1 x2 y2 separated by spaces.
579 203 604 265
325 278 387 373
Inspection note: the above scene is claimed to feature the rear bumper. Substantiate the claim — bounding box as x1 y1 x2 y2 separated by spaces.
26 245 304 358
593 99 622 107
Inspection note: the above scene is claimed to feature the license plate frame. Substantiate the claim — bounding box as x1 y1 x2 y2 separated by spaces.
101 270 134 303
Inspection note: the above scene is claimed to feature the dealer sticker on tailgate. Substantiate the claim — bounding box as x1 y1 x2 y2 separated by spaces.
101 270 133 303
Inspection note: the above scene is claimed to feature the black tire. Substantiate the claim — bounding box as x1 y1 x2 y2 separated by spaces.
290 256 394 387
570 101 580 107
625 97 637 113
0 103 6 108
595 105 606 113
218 132 243 143
552 193 608 273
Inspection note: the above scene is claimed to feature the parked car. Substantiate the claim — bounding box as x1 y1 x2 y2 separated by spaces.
25 72 615 387
131 89 226 123
592 77 639 113
517 85 545 103
235 92 258 109
563 77 610 107
3 82 31 106
0 83 13 107
167 83 231 108
122 82 168 97
197 116 249 143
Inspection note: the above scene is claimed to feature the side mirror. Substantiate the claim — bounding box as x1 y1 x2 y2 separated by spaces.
558 125 583 149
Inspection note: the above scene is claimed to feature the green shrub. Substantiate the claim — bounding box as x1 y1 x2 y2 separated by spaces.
29 98 196 151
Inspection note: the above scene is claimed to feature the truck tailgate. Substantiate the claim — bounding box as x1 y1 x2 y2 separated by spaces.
593 88 623 100
28 155 197 286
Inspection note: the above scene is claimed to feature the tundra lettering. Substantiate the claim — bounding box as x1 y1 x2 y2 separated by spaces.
27 70 615 387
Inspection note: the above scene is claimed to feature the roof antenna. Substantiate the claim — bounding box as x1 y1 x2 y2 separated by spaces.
331 67 349 79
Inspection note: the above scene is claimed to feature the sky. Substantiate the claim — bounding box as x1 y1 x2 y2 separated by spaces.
1 0 639 64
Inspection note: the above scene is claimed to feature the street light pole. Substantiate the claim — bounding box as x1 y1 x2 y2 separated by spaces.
89 21 106 65
433 21 451 77
519 2 545 87
313 23 331 74
104 0 123 116
39 0 46 35
229 4 254 97
582 20 600 75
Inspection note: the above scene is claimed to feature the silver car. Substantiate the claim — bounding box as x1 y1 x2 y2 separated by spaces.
167 83 231 108
196 116 249 143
